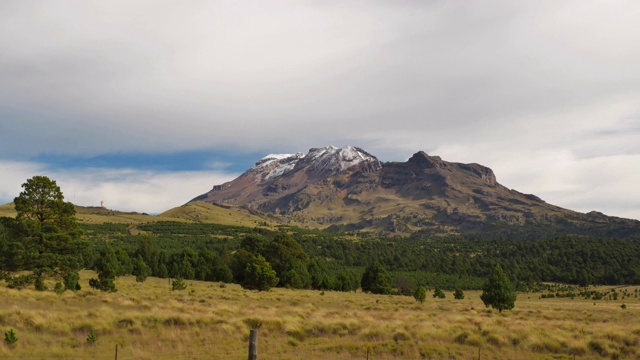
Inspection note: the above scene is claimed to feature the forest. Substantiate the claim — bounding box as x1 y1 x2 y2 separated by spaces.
2 176 640 295
83 221 640 290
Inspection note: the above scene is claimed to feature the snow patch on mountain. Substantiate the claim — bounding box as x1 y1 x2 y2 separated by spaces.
251 146 381 181
307 146 380 173
253 153 305 180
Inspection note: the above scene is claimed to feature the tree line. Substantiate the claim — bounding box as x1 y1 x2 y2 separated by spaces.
2 176 640 297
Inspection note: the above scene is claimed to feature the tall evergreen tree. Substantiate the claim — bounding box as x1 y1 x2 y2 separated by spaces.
480 265 516 312
361 261 391 294
5 176 85 289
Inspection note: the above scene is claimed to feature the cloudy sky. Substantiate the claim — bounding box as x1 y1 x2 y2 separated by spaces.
1 1 639 219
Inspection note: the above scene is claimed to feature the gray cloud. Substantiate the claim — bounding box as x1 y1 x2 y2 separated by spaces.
1 1 639 218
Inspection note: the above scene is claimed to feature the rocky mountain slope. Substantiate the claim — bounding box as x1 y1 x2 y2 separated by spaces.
191 146 640 237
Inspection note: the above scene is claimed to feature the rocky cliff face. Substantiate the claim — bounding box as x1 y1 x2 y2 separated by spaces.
191 146 640 236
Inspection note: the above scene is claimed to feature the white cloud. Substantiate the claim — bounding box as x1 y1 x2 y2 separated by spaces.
0 161 237 214
0 1 639 220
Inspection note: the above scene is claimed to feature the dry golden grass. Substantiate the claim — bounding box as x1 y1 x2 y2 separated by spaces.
1 201 279 229
0 203 17 218
1 272 639 359
157 201 278 228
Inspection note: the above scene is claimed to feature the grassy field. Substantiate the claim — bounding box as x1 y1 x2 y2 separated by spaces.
1 272 638 359
1 201 279 229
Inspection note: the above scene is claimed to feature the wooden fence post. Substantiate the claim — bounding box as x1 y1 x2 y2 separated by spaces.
114 344 118 360
248 329 258 360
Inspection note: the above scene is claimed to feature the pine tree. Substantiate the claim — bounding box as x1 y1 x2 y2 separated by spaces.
361 261 391 294
89 246 120 292
5 176 85 289
480 265 516 312
133 255 152 283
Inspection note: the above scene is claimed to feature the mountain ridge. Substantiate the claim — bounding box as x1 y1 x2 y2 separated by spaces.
192 145 640 237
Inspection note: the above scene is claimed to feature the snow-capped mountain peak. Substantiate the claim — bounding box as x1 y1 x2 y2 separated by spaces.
252 146 380 180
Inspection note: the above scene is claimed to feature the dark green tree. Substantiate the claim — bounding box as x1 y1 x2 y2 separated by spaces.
335 269 359 292
361 261 391 294
132 255 152 282
433 287 445 298
241 255 278 291
63 270 81 291
413 285 426 303
453 288 465 300
480 265 516 312
308 258 331 290
89 245 119 292
263 233 310 289
7 176 85 289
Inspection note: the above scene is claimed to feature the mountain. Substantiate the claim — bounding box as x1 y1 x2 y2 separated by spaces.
191 145 640 238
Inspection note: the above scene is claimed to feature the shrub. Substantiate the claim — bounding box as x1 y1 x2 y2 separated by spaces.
4 328 18 346
433 288 445 299
64 271 81 291
453 289 465 300
86 330 97 344
54 282 64 295
413 286 426 303
172 277 187 291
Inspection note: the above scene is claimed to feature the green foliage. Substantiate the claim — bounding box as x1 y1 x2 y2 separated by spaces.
8 176 85 289
263 233 310 288
481 265 516 312
361 261 391 294
171 277 187 291
51 207 640 295
4 328 17 346
241 255 279 291
133 255 152 283
433 288 445 299
54 282 64 295
5 274 32 289
86 330 97 344
89 245 119 292
63 271 81 291
413 285 426 303
34 275 46 291
453 288 465 300
335 269 360 292
308 258 331 290
393 274 415 296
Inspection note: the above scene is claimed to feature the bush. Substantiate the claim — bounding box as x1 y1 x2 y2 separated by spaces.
89 278 117 292
54 282 64 295
413 285 426 303
453 288 465 299
4 328 17 346
172 277 187 291
64 271 81 291
86 330 97 344
433 288 445 299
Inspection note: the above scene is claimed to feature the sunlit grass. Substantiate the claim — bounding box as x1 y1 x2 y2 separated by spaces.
1 272 639 359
